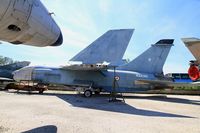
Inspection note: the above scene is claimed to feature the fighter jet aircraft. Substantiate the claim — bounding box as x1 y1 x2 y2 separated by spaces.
0 0 63 47
0 61 30 89
12 29 177 96
0 61 30 79
182 38 200 81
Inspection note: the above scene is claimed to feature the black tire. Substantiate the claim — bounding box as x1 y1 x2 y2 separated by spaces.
84 90 92 97
39 90 44 94
5 83 15 90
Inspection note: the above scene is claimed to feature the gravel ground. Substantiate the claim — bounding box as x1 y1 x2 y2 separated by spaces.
0 90 199 133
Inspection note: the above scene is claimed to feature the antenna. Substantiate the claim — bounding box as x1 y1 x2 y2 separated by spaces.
49 12 55 16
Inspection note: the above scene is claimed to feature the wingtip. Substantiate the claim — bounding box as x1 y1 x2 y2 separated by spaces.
181 37 200 43
108 29 135 32
155 39 174 45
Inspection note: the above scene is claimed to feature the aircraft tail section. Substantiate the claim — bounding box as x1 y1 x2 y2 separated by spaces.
181 38 200 63
118 39 174 74
70 29 134 65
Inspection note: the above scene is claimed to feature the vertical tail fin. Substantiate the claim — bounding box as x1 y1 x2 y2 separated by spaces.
70 29 134 65
118 39 174 74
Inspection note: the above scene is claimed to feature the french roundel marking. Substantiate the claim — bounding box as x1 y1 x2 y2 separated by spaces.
115 76 120 81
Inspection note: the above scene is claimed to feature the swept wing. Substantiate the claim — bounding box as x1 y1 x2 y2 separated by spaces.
182 38 200 63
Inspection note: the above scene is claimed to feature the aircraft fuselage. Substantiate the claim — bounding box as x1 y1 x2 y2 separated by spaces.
13 66 156 92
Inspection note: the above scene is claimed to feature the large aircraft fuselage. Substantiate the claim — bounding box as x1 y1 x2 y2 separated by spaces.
13 66 156 92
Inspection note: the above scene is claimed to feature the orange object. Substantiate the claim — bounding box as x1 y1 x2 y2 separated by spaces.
188 66 200 81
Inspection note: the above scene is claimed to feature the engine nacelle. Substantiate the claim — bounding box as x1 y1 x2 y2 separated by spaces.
0 0 63 47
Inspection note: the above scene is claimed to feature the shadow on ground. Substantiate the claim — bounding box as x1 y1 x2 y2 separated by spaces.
22 125 57 133
124 94 200 106
8 90 198 118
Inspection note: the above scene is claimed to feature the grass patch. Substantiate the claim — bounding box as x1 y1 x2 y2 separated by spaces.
174 86 200 90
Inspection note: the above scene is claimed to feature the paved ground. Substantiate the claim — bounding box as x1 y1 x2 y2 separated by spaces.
0 90 199 133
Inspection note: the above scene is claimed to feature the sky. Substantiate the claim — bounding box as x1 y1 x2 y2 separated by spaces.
0 0 200 74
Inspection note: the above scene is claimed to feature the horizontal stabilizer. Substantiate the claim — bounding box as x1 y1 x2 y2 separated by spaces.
70 29 134 65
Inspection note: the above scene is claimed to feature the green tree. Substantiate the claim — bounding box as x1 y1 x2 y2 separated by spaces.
0 56 14 66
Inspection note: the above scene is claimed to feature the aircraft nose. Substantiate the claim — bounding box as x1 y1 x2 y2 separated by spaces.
50 32 63 46
12 70 19 80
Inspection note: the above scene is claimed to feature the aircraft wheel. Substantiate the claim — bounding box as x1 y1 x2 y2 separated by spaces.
84 90 92 97
39 90 44 94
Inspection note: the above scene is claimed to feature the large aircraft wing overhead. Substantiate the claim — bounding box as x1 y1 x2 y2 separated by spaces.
70 29 134 65
182 38 200 63
135 79 200 87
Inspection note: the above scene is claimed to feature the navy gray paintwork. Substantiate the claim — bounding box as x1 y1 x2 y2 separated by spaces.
118 39 173 74
13 29 174 93
0 61 30 90
70 29 134 65
0 61 30 79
